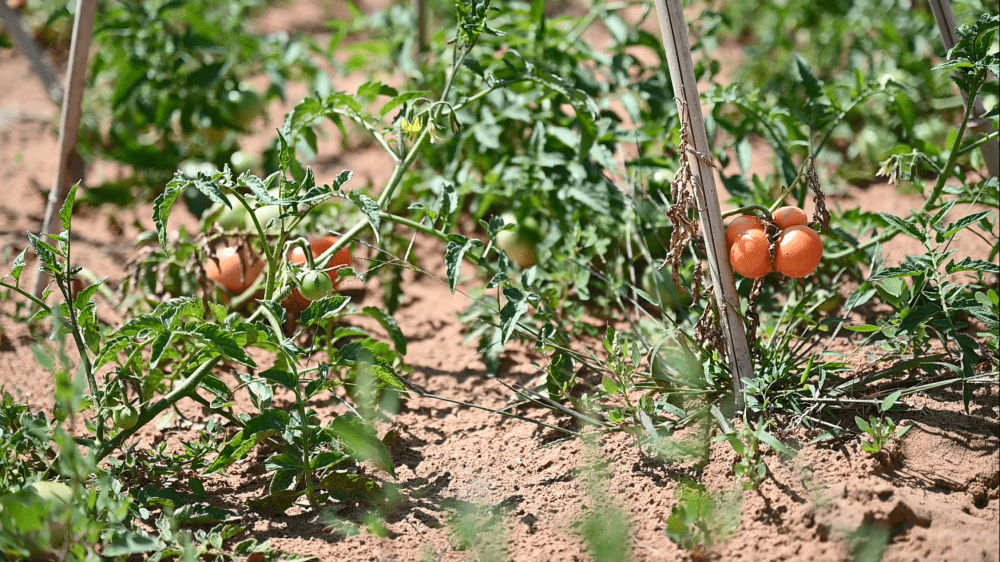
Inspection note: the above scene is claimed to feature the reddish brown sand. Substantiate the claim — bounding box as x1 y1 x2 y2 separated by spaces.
1 2 997 560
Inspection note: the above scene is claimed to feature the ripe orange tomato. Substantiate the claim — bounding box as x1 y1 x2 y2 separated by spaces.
773 206 809 230
205 246 265 294
726 215 765 249
775 225 823 278
729 229 773 279
284 235 352 313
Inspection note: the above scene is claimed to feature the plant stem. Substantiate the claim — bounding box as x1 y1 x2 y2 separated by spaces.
828 74 985 261
721 205 772 219
924 72 982 211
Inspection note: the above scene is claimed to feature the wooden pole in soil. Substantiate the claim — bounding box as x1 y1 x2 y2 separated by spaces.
31 0 97 301
926 0 998 178
414 0 428 55
651 0 751 409
0 2 64 105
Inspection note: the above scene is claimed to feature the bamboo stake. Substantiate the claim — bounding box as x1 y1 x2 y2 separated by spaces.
31 0 97 301
0 1 64 104
415 0 428 54
927 0 998 178
651 0 751 409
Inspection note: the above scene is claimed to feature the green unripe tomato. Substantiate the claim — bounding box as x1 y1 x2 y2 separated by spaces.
229 149 260 174
229 84 264 130
297 270 334 301
214 194 250 230
253 204 282 233
113 406 139 430
495 213 539 269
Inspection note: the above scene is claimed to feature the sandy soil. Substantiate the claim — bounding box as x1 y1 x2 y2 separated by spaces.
1 3 998 561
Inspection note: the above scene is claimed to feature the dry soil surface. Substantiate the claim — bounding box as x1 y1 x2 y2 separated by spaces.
1 3 998 561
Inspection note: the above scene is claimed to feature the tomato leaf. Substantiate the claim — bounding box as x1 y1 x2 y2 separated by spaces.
330 415 396 478
362 306 407 355
300 295 351 326
794 53 823 99
153 174 185 249
58 182 79 231
5 248 27 284
878 212 925 242
380 90 430 118
321 472 382 501
946 257 1000 276
27 233 62 276
259 368 298 391
206 409 289 474
101 531 163 557
349 192 382 243
499 287 529 344
445 234 480 294
193 323 257 367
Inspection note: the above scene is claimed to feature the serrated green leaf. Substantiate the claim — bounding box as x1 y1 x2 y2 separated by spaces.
59 182 80 231
260 368 298 390
944 211 993 239
27 233 62 276
206 409 290 474
878 212 924 242
300 295 351 326
794 53 823 99
499 287 529 344
330 415 396 478
192 173 228 208
148 330 173 369
5 248 27 284
349 192 382 243
947 257 1000 275
101 531 162 557
380 90 430 117
194 323 257 367
868 263 926 283
445 234 478 294
330 170 353 191
199 374 232 400
362 306 406 355
898 304 941 334
153 175 186 249
439 181 458 221
153 297 204 328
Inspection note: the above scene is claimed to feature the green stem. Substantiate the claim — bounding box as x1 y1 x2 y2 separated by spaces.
828 75 985 261
925 72 982 211
721 205 772 219
0 280 51 314
309 41 479 271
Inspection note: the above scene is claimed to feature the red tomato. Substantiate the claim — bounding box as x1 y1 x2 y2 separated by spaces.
205 246 265 294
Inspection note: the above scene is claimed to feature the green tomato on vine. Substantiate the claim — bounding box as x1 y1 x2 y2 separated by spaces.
297 270 334 301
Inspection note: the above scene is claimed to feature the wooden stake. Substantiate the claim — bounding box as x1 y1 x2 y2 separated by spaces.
0 1 64 104
415 0 428 54
652 0 751 409
926 0 998 178
31 0 97 300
